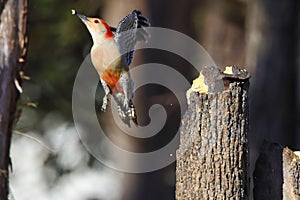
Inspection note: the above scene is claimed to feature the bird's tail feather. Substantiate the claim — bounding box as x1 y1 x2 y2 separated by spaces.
113 95 137 127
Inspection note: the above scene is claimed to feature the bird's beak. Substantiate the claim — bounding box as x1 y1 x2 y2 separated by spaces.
72 9 90 23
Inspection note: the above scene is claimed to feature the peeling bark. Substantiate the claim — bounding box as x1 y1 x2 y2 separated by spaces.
0 0 28 199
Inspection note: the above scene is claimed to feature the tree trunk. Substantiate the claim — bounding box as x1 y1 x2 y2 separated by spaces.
247 0 300 169
176 66 250 199
283 147 300 200
253 142 300 200
0 0 28 199
253 141 283 200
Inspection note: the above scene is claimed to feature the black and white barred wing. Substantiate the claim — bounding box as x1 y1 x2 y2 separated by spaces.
114 10 150 66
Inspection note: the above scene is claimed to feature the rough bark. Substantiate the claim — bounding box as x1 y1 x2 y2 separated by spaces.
283 147 300 200
0 0 28 199
253 142 300 200
176 74 249 199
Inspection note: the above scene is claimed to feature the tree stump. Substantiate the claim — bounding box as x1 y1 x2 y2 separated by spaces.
283 147 300 200
176 66 250 199
253 142 300 200
253 141 283 200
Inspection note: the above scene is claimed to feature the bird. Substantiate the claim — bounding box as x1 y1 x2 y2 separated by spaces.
72 9 150 126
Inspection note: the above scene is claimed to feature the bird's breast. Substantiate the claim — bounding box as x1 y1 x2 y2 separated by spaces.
91 41 124 74
91 42 128 93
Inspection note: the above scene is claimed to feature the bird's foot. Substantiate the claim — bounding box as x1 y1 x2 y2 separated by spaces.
117 105 126 119
101 95 109 112
117 105 131 126
127 105 137 125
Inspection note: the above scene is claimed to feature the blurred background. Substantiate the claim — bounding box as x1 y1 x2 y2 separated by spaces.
10 0 300 199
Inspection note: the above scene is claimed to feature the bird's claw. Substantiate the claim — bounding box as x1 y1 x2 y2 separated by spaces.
127 106 137 125
101 95 109 112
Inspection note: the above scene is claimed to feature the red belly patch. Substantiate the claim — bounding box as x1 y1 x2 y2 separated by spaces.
101 69 123 93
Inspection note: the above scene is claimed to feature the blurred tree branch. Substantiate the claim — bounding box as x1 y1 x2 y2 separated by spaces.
247 0 300 177
0 0 28 199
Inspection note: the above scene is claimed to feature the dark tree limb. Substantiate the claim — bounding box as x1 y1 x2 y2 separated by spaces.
253 141 300 199
253 141 283 200
0 0 28 199
176 66 250 199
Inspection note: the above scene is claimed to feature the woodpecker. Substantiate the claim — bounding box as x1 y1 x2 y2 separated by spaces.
72 9 150 126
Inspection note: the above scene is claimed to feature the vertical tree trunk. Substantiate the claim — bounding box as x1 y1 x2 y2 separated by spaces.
253 143 300 199
176 67 250 199
247 0 300 167
253 141 283 200
283 147 300 200
0 0 28 199
245 1 300 197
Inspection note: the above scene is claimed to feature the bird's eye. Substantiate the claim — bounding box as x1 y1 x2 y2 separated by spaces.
94 19 100 23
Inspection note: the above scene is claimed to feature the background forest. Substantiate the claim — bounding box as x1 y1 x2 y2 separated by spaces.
10 0 300 199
